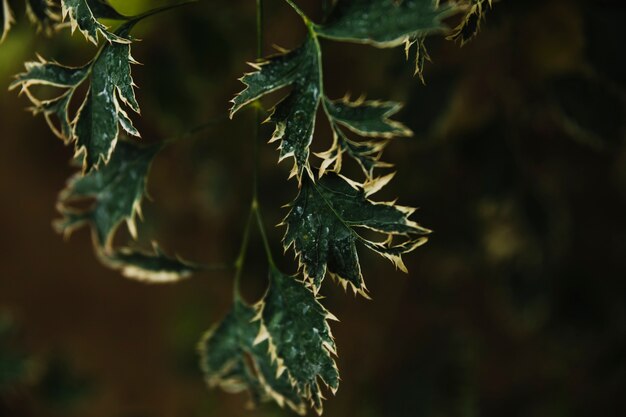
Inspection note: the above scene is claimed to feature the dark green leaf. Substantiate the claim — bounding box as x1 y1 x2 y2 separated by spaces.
198 299 306 415
54 140 160 250
99 243 202 283
61 0 128 44
324 96 411 137
317 128 389 179
283 173 431 294
317 0 457 46
11 22 141 171
318 96 411 178
254 269 339 414
231 34 322 180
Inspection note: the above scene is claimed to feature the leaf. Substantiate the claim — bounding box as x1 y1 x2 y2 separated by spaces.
99 243 202 283
231 33 322 180
54 140 161 250
282 173 431 295
0 0 14 43
231 1 457 182
447 0 492 45
198 298 306 415
317 96 411 178
26 0 62 35
61 0 127 44
11 21 141 171
316 0 457 47
254 268 339 414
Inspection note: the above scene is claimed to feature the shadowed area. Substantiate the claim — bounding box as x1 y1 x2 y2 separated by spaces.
1 0 625 416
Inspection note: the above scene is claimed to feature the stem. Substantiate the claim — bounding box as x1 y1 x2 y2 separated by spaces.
232 0 275 300
127 1 198 23
233 207 255 300
284 0 310 25
253 201 275 267
256 0 264 59
253 0 264 200
253 0 275 266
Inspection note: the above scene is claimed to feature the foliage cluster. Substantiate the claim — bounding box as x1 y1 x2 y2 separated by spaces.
1 0 492 413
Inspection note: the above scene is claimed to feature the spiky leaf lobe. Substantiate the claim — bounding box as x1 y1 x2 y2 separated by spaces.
232 34 322 180
283 173 430 294
11 22 141 171
255 269 339 414
199 299 306 415
100 243 202 283
61 0 127 44
317 0 457 46
54 140 160 250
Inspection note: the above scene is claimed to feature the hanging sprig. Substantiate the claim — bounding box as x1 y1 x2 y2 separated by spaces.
230 0 453 298
10 0 205 280
201 0 488 415
4 0 494 415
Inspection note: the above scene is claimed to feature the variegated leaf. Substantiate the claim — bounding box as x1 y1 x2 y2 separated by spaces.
199 298 306 415
283 173 431 295
316 0 460 78
54 140 160 250
61 0 127 44
11 21 140 171
231 33 322 181
317 0 457 45
318 96 411 178
99 243 202 283
254 268 339 414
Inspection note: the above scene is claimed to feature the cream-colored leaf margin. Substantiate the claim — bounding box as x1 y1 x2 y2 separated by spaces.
252 286 339 416
281 173 431 297
60 0 129 45
1 0 14 43
196 308 307 415
98 242 197 284
11 46 141 172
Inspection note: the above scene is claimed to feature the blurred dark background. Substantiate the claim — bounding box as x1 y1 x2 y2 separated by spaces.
1 0 625 416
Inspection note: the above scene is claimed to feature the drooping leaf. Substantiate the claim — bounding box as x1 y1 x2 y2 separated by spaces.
324 96 411 138
231 1 459 182
0 0 14 43
231 33 322 180
283 173 431 294
11 21 141 171
254 269 339 414
26 0 61 34
54 140 161 250
198 298 306 415
318 96 411 178
99 243 202 283
61 0 127 44
316 0 457 47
